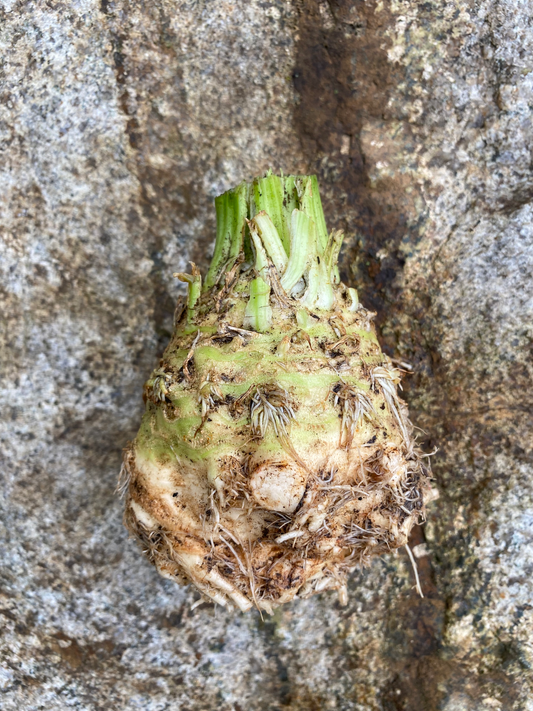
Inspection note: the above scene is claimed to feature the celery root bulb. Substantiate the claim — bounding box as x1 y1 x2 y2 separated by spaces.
119 173 432 612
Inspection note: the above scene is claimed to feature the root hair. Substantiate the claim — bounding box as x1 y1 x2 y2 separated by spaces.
333 383 375 449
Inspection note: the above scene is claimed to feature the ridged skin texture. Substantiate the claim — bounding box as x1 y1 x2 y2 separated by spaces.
121 276 431 612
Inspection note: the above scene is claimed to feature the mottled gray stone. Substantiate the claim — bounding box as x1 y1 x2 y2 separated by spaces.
1 1 532 709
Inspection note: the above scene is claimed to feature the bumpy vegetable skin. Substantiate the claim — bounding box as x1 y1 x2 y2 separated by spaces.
119 173 432 612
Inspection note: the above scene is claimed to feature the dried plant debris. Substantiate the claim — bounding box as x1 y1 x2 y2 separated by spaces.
120 173 432 612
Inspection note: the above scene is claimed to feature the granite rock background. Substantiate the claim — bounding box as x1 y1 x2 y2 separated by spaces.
1 1 532 709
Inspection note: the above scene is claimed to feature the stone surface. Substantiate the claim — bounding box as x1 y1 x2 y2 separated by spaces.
1 1 532 709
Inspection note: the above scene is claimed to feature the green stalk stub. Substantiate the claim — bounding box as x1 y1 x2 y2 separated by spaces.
175 263 202 322
203 172 346 331
123 171 432 613
298 175 329 255
244 276 272 332
280 210 313 293
251 212 288 273
205 182 248 290
252 173 291 253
